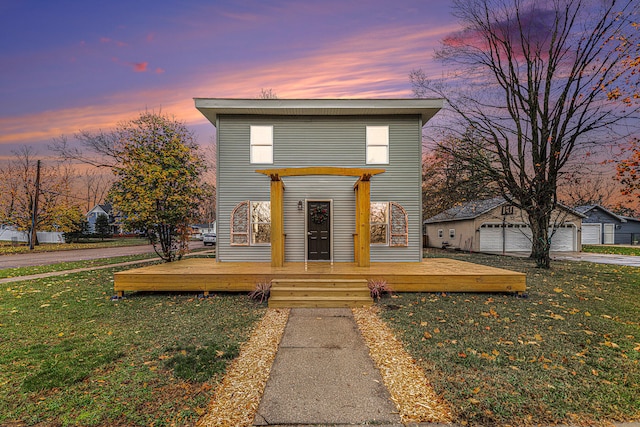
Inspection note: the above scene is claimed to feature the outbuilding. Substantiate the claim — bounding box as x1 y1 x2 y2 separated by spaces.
424 197 583 253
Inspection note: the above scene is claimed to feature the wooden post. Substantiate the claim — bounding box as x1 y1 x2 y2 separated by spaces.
355 178 371 267
270 178 285 267
353 185 360 265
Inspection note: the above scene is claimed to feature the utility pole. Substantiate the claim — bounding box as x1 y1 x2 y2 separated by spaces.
29 160 41 250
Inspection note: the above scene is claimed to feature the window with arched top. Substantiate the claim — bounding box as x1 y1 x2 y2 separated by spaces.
370 201 408 247
389 202 408 247
231 200 271 246
231 201 249 246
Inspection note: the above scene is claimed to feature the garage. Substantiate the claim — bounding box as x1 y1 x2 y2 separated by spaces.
581 223 601 245
425 197 584 253
479 223 577 252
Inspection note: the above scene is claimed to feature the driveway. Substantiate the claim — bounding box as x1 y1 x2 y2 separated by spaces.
551 252 640 267
484 251 640 267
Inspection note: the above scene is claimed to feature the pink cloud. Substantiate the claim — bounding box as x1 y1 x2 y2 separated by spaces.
132 62 148 72
155 67 165 74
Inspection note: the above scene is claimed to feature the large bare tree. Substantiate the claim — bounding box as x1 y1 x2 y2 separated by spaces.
412 0 639 267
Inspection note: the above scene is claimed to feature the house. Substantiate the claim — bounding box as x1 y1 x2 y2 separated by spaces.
575 204 640 245
113 98 528 302
424 197 584 253
194 98 443 266
86 203 121 235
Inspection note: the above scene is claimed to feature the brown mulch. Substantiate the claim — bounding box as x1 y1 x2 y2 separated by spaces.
196 308 290 427
353 306 453 424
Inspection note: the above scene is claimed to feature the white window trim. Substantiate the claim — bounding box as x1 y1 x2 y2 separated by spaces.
449 228 456 238
366 125 389 165
250 125 273 164
438 229 444 238
250 201 271 246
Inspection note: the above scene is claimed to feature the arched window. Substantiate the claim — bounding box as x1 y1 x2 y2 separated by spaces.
231 201 249 246
389 202 408 247
230 200 271 246
370 201 408 247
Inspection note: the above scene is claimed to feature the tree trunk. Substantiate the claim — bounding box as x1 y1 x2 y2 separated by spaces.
527 209 551 269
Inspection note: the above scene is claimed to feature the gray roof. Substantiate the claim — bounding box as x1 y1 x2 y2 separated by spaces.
424 197 507 223
426 197 585 224
574 204 627 222
194 98 443 127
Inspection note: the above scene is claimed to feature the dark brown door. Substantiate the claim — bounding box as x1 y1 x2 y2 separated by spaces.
307 201 330 260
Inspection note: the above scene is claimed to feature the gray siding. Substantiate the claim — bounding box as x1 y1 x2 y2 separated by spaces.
217 115 423 262
582 207 640 245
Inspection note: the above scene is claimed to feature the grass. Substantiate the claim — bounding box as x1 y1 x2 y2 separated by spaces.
0 264 266 426
0 237 150 255
582 244 640 256
379 250 640 426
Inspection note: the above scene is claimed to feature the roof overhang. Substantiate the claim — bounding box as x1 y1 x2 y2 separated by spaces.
194 98 443 127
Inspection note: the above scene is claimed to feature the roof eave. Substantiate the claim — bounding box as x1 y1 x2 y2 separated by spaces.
194 98 444 126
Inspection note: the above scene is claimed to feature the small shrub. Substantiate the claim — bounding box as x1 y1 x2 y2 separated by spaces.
368 278 394 300
249 281 271 303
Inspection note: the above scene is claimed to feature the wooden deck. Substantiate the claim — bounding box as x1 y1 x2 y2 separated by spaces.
113 258 526 298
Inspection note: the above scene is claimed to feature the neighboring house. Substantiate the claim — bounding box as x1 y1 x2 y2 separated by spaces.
191 221 217 240
86 203 121 235
424 197 584 253
575 204 640 245
195 98 442 265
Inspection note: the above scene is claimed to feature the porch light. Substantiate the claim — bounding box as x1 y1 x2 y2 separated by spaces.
297 200 303 211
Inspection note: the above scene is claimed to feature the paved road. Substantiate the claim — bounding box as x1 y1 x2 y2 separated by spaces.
551 252 640 267
0 244 160 269
491 251 640 267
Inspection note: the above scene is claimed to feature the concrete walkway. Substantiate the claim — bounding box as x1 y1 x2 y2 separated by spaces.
254 308 403 426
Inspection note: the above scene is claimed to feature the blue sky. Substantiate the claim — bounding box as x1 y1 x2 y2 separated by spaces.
0 0 458 158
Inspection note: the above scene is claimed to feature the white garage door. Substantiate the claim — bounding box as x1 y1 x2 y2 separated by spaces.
581 223 601 245
480 224 531 252
550 225 576 251
480 223 576 252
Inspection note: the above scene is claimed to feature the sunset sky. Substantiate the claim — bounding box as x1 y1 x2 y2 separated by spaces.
0 0 458 159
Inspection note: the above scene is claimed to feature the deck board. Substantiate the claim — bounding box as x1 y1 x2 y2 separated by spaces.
114 258 526 295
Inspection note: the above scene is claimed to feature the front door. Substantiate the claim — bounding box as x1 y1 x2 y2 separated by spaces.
307 201 331 260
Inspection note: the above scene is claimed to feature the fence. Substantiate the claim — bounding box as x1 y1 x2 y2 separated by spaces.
0 229 65 244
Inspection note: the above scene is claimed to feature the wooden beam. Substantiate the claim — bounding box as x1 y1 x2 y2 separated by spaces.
271 179 285 267
257 166 385 178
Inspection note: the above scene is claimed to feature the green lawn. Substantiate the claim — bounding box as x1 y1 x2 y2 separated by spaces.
380 250 640 426
582 244 640 256
0 237 150 256
0 264 266 427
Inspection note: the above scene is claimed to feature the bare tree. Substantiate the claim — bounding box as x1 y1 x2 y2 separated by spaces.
412 0 639 267
0 147 84 247
79 169 114 212
258 88 278 99
423 129 500 220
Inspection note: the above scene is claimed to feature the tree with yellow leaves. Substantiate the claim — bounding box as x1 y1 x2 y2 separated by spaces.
107 112 207 262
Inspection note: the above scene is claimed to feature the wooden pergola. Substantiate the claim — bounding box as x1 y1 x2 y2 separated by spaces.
256 167 385 267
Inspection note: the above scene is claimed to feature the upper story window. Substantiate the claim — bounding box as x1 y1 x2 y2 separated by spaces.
250 125 273 164
366 126 389 164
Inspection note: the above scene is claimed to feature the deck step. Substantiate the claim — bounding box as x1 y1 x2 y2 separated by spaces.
268 279 373 308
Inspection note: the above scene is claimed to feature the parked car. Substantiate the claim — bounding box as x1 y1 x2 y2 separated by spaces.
203 233 216 246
